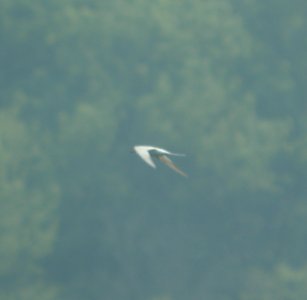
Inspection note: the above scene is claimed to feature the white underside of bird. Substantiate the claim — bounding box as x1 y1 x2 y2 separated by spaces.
133 145 187 177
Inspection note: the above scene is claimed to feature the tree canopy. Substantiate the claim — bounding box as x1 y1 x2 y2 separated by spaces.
1 0 307 299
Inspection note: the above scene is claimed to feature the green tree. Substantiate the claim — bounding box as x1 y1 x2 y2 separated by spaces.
0 109 59 299
1 0 307 299
241 264 307 300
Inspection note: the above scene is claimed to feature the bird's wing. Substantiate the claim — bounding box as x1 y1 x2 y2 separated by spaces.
158 155 187 177
150 147 185 157
134 147 156 168
168 152 186 157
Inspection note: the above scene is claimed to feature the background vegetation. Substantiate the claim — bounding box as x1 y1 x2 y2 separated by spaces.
1 0 307 299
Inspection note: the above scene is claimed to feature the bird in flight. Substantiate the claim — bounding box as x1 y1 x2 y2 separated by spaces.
132 145 187 177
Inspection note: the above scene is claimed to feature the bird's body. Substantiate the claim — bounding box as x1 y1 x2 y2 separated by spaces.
133 145 187 177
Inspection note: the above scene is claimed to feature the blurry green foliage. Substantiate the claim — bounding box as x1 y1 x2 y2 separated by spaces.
0 0 306 299
0 109 59 298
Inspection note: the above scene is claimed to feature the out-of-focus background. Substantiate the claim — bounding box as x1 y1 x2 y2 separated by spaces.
1 0 307 299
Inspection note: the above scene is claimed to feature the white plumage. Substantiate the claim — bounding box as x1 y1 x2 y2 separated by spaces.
133 145 187 177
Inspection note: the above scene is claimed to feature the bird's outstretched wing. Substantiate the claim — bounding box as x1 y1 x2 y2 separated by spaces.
158 155 187 177
134 147 156 168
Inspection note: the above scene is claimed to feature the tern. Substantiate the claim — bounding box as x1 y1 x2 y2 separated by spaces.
132 145 187 177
